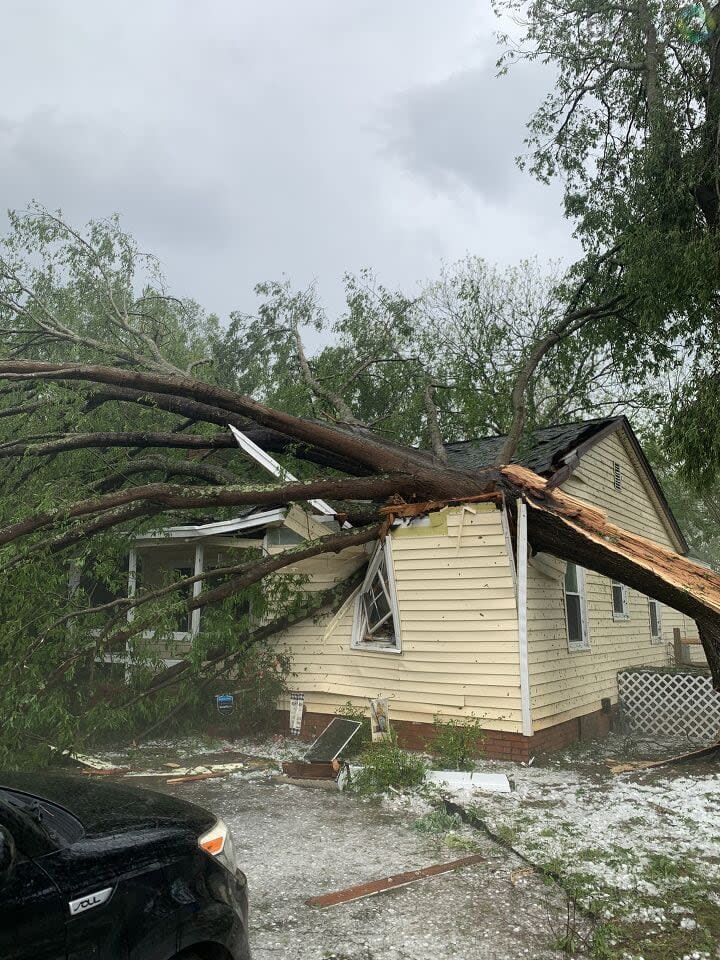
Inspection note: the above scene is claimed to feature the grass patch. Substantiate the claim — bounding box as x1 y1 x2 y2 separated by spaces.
413 809 463 834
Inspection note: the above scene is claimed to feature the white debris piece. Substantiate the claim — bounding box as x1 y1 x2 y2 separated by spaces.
424 770 511 794
124 762 245 778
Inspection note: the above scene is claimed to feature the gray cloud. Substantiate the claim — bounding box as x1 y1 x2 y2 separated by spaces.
386 59 555 201
0 1 578 326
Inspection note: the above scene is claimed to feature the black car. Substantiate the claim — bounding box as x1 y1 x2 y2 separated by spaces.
0 771 251 960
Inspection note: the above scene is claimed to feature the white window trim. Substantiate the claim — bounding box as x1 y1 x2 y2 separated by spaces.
611 580 630 621
351 539 402 654
565 563 591 652
648 598 663 644
612 460 622 490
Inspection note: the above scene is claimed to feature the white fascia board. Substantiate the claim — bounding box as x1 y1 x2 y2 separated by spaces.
228 424 340 520
136 507 287 540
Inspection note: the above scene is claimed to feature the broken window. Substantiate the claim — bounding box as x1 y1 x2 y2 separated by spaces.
564 562 590 651
611 580 629 620
351 541 401 652
649 599 662 644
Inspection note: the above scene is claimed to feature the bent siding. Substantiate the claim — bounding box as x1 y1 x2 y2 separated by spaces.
276 505 523 731
527 431 692 729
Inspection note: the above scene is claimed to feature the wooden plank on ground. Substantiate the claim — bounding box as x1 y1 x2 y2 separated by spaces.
606 741 720 774
80 767 129 776
305 853 485 908
166 771 228 784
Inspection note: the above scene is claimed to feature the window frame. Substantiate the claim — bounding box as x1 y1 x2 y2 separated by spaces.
564 562 590 652
351 539 402 654
611 580 630 621
648 598 663 644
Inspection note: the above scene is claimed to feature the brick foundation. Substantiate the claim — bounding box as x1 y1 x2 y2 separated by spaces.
278 703 616 763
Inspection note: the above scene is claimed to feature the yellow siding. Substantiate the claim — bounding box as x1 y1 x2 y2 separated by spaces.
276 505 523 731
528 430 693 729
562 431 683 551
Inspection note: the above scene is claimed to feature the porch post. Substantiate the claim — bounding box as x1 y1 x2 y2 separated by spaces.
125 547 137 683
191 542 203 637
127 548 137 622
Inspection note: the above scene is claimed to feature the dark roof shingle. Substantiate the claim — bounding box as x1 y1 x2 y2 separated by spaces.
443 418 620 475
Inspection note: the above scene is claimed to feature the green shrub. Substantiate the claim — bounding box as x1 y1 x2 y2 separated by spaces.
334 700 371 757
428 714 485 770
413 810 463 833
351 736 428 794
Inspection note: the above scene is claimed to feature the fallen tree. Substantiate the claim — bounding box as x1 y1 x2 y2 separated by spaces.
0 208 717 763
1 357 720 687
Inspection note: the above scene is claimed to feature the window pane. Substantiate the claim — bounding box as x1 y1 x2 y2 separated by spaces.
364 581 391 630
565 563 579 593
649 601 659 637
612 583 625 614
566 594 583 644
360 553 396 643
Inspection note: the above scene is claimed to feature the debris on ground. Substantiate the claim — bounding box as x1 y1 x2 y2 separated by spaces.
424 770 511 794
280 761 338 780
166 771 231 784
81 730 720 958
304 717 362 762
124 761 247 781
446 731 720 959
305 853 486 908
605 740 720 773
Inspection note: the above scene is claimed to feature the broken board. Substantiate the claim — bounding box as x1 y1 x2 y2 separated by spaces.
305 853 485 908
425 770 511 793
605 741 720 774
304 717 361 763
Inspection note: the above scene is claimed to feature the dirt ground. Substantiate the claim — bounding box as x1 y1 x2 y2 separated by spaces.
158 773 576 960
94 731 720 960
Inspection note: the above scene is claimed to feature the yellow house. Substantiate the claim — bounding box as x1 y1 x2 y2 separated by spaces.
270 417 707 760
130 417 708 760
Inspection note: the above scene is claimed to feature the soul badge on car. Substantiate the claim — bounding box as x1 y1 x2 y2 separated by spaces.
69 887 113 915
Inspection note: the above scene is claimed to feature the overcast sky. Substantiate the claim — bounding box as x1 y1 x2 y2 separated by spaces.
0 1 578 325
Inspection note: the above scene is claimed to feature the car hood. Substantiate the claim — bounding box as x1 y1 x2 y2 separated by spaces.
0 771 216 839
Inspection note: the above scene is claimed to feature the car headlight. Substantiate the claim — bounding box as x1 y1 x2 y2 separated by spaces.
198 819 237 873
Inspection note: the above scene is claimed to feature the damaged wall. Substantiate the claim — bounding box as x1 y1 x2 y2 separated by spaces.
276 504 525 732
524 430 705 730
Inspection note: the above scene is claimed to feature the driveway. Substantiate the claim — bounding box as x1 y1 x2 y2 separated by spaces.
158 772 574 960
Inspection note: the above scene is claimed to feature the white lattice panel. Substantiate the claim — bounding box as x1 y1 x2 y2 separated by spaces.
618 669 720 742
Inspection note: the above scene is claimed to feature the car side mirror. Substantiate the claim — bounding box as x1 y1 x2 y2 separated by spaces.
0 826 17 880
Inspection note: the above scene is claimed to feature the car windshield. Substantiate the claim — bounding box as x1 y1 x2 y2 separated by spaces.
0 788 83 846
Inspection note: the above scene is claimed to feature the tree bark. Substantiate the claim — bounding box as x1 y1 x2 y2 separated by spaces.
0 474 419 548
0 362 476 491
0 432 239 458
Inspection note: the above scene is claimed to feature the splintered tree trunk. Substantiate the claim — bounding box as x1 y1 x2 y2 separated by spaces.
501 467 720 688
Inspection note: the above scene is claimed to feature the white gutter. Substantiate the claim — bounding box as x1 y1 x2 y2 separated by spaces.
516 498 533 738
135 507 287 540
228 424 350 526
